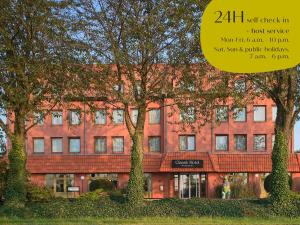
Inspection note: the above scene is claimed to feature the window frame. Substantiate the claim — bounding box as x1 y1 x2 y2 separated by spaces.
51 110 63 125
112 136 124 153
148 136 161 153
215 135 229 151
112 109 124 124
68 137 81 153
179 135 196 151
94 109 107 125
68 110 81 125
233 107 247 122
51 137 63 153
253 134 267 151
234 134 247 151
33 137 45 154
94 136 107 153
253 106 266 122
216 106 229 122
148 108 161 124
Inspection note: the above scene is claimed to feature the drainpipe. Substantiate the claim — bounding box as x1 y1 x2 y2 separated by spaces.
83 102 86 155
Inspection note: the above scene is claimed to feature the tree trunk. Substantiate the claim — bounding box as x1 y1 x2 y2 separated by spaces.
4 112 27 207
126 106 146 206
271 104 293 208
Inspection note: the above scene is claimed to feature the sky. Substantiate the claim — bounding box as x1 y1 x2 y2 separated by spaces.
295 121 300 151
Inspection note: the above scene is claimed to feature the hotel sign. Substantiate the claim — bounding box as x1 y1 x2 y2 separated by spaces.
67 186 80 192
171 160 203 168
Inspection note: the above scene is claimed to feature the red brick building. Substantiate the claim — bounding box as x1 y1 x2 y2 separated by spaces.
5 93 300 199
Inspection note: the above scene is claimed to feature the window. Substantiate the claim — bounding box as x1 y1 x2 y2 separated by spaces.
69 110 80 125
148 137 161 152
51 138 63 153
253 106 266 122
95 137 107 153
52 111 63 125
69 138 80 153
216 135 228 151
113 83 124 93
179 107 195 122
135 80 142 96
272 106 277 122
34 112 44 125
233 108 246 122
33 138 44 153
254 135 266 151
95 110 106 125
234 135 247 151
179 135 195 151
272 134 275 149
234 79 246 92
149 109 161 124
46 174 74 196
131 109 139 124
216 106 228 122
180 81 195 92
112 109 124 124
112 137 124 153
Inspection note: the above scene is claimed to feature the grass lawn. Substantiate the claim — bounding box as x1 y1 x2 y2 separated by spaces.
1 217 300 225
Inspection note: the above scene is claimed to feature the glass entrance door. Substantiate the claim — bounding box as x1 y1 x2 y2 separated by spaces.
179 174 200 198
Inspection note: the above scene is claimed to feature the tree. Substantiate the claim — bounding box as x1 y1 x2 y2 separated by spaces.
0 0 82 206
73 0 218 206
247 68 300 208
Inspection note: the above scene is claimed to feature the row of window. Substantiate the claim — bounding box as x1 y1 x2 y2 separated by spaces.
32 134 275 153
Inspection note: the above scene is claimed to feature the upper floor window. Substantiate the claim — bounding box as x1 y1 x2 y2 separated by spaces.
95 109 106 125
216 106 228 122
149 109 161 124
33 138 44 153
179 135 195 151
112 137 124 153
272 134 275 149
51 138 63 153
180 81 195 92
216 135 228 151
52 111 63 125
112 109 124 124
69 110 81 125
179 107 195 122
69 137 80 153
272 106 277 122
253 106 266 122
234 135 247 151
34 112 44 125
149 136 161 152
254 135 266 151
233 108 246 122
95 137 107 153
113 83 124 93
234 79 246 93
131 109 139 125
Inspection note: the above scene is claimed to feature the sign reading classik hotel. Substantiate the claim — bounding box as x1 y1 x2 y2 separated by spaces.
172 160 203 168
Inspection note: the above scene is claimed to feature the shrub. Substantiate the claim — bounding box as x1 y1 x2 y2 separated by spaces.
79 189 107 201
89 179 114 192
0 160 8 200
215 184 223 198
231 183 256 199
264 174 292 193
108 189 126 203
26 183 54 202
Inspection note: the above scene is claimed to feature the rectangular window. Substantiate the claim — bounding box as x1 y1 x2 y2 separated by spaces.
112 109 124 124
253 106 266 122
233 108 246 122
234 135 247 151
148 137 161 152
216 106 228 122
254 135 266 151
69 138 80 153
95 110 106 125
179 107 195 122
272 106 277 122
179 135 195 151
34 112 44 125
95 137 107 153
112 137 124 153
113 83 124 93
234 79 246 92
51 138 63 153
131 109 139 124
272 134 275 149
52 111 63 125
149 109 161 124
216 135 228 151
69 110 80 125
33 138 44 153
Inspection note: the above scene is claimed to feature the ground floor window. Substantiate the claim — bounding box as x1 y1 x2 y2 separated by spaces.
45 174 74 197
144 173 152 198
174 173 207 199
88 173 118 191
